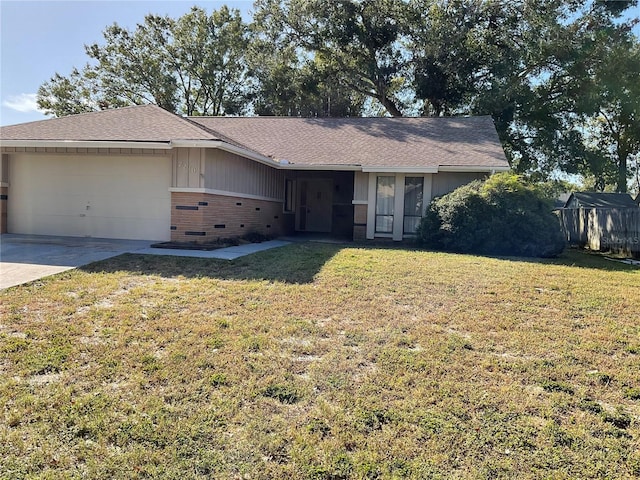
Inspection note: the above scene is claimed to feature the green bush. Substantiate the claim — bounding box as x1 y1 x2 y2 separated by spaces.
416 173 565 257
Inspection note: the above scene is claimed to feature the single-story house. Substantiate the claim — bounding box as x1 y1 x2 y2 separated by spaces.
0 105 510 242
563 192 639 209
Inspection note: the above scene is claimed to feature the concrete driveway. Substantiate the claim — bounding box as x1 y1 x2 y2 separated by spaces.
0 234 152 289
1 234 292 289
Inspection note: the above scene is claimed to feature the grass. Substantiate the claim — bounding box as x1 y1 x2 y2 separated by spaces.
1 243 639 479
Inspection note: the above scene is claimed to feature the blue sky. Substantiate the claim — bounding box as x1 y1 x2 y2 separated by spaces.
1 1 639 126
0 0 253 126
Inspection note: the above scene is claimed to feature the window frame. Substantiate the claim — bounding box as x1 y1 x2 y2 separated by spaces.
375 175 395 234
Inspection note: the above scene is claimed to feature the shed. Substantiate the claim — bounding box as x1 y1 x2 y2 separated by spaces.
563 192 638 209
559 191 640 258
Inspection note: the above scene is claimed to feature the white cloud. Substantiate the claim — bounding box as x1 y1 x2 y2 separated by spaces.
2 93 43 113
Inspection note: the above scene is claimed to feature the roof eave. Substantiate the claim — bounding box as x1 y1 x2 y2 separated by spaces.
362 166 439 174
360 165 510 174
438 165 511 173
280 164 361 171
172 141 362 171
172 140 282 168
0 139 173 150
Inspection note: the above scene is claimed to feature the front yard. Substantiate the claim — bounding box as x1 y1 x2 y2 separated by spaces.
1 244 639 479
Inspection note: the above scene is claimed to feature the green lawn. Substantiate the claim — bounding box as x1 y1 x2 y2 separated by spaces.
1 244 639 479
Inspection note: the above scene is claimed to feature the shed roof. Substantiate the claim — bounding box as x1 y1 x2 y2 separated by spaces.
564 192 639 209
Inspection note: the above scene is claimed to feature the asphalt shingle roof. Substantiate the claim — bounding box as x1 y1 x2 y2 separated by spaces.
1 105 509 169
190 115 508 169
564 192 639 209
0 104 216 143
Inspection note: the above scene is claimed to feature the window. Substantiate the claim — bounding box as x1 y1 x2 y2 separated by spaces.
284 179 295 213
375 176 395 233
403 176 424 234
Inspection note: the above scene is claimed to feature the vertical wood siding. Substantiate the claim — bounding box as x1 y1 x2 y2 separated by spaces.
431 172 486 198
560 207 640 258
173 148 203 188
353 172 369 202
205 149 285 200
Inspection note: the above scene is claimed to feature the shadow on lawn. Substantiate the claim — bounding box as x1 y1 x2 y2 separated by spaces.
353 240 639 272
80 243 345 284
80 242 637 285
484 248 640 273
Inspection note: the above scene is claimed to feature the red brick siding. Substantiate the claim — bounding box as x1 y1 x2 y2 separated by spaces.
170 191 293 242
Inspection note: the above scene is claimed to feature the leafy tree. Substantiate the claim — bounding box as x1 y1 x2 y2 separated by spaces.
408 0 639 191
409 0 501 117
37 66 111 117
37 6 250 116
575 40 640 192
252 0 411 117
168 6 251 116
84 13 178 112
246 33 365 116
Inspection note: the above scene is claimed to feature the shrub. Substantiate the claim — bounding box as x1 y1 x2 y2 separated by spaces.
416 173 565 257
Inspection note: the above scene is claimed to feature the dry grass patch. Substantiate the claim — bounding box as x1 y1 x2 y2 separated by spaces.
1 244 639 479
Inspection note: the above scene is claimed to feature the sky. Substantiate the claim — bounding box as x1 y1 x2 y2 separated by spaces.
0 0 253 126
1 1 639 126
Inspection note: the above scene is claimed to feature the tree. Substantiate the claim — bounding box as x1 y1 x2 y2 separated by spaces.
577 40 640 192
408 0 639 191
37 6 250 116
37 66 110 117
409 0 501 117
246 30 365 117
252 0 411 117
168 6 251 116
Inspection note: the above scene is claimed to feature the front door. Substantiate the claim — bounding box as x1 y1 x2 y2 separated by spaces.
296 178 333 232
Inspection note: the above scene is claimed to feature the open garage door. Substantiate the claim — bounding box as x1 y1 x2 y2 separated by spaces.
8 153 172 241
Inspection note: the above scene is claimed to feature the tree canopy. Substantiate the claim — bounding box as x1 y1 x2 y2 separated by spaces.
38 6 250 116
36 1 640 192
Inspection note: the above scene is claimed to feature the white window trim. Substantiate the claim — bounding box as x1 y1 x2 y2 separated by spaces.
366 173 435 241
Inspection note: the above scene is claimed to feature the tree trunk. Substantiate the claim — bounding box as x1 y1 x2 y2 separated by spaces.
379 95 403 117
617 151 628 193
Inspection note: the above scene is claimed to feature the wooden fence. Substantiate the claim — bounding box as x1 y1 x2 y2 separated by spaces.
558 208 640 258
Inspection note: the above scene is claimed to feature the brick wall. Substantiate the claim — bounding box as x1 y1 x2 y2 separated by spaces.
170 191 293 242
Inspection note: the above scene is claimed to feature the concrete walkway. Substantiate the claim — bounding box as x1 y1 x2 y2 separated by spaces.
1 234 291 289
135 240 291 260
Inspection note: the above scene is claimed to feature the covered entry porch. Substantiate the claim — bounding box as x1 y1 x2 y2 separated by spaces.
283 170 355 240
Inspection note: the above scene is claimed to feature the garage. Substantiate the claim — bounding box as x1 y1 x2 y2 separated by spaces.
8 153 172 241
